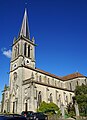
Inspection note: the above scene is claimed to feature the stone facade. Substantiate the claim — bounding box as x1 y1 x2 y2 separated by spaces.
1 9 87 114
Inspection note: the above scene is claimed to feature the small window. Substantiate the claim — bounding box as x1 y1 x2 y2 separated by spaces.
28 45 30 58
55 81 56 86
14 72 17 81
48 78 50 84
77 81 78 86
35 73 38 81
66 96 68 104
85 79 87 85
52 79 54 85
39 76 42 82
49 93 53 102
24 43 27 56
64 92 66 100
56 90 58 101
38 91 42 106
59 94 61 102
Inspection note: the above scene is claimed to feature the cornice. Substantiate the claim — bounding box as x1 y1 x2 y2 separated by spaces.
12 35 37 46
22 79 74 93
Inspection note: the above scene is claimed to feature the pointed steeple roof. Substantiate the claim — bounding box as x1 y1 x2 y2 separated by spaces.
19 9 30 39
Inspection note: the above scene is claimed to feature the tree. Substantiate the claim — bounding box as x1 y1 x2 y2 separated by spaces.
67 102 75 117
37 101 61 115
74 84 87 116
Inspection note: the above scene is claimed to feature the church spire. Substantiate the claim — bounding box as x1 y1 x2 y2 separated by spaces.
19 8 30 39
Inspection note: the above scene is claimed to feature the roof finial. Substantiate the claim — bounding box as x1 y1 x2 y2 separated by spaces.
25 2 27 5
76 70 79 73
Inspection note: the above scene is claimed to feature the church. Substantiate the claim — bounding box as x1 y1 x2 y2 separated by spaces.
1 9 87 114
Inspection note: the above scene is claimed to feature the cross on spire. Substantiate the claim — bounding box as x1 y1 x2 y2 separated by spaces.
19 8 30 39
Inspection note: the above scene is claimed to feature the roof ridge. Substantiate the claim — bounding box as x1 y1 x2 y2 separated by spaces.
62 72 83 77
24 66 85 81
35 67 61 80
61 72 84 81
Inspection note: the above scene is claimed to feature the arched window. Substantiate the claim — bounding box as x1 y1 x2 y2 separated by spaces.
77 81 78 86
59 94 61 102
64 92 66 101
13 102 15 113
48 78 50 84
24 43 27 56
55 81 56 86
35 73 38 82
28 45 30 58
56 90 58 104
13 72 17 81
66 96 68 104
39 76 42 82
49 93 53 102
52 79 54 85
25 100 28 112
38 91 42 106
23 97 28 112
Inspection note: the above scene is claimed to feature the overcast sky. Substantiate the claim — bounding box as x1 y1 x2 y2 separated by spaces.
0 0 87 102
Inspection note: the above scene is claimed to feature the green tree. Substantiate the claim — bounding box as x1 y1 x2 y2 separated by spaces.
74 84 87 116
37 101 61 116
67 102 75 117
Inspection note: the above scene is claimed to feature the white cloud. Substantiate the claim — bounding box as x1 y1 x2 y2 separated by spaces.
2 49 12 58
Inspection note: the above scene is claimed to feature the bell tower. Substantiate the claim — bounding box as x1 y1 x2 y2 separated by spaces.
9 9 36 113
11 9 36 71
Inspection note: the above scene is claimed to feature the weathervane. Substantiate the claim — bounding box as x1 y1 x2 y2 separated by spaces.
25 1 27 8
25 2 27 5
25 0 31 8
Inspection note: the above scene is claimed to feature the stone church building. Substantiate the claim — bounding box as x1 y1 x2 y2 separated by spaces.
1 9 87 114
